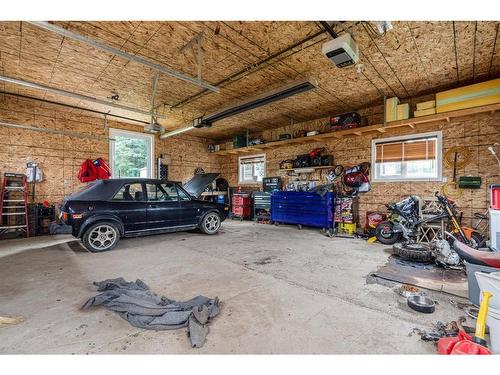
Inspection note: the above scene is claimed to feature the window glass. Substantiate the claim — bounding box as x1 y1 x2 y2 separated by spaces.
113 183 144 201
109 129 153 178
146 183 179 202
372 132 442 182
176 187 192 201
239 155 265 184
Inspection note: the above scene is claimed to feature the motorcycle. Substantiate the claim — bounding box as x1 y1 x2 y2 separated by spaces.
375 192 484 249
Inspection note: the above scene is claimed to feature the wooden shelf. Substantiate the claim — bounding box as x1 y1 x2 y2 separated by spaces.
212 103 500 156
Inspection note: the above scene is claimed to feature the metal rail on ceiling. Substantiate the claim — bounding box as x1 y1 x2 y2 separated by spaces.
0 75 165 119
27 21 220 93
0 91 150 125
0 121 115 141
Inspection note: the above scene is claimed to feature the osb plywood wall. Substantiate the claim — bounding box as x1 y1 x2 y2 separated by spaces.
219 111 500 227
0 95 219 204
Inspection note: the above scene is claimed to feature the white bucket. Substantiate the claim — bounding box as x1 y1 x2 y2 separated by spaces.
476 272 500 310
487 306 500 354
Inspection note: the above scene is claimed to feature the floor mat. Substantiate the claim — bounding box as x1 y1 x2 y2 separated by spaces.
370 255 468 298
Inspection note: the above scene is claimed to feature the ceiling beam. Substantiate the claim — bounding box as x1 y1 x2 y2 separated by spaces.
0 75 166 119
27 21 220 93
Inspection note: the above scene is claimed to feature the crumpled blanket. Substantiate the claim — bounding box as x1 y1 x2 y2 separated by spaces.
81 277 220 348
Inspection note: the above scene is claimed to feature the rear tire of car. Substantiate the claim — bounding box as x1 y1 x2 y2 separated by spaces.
82 221 120 252
200 212 221 235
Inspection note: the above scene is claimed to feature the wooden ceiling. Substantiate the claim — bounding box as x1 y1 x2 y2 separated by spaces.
0 21 499 140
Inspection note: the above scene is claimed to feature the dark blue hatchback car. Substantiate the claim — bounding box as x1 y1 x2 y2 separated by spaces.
59 178 227 252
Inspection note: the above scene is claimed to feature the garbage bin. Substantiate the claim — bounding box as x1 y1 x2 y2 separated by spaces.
464 261 500 305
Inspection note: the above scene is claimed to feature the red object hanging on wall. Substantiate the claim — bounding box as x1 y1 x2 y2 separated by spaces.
77 158 111 183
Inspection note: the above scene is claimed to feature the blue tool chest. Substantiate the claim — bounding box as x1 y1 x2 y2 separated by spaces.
271 191 334 229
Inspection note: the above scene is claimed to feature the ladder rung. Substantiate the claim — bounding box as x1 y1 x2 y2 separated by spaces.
3 206 25 209
3 200 24 202
5 187 25 191
1 212 26 215
0 225 27 229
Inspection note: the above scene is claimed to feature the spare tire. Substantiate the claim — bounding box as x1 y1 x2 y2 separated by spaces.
393 242 434 263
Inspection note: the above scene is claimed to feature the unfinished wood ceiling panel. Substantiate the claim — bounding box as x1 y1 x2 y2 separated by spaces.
1 20 499 141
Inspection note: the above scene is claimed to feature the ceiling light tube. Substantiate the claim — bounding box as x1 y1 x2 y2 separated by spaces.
160 126 195 138
0 75 165 119
27 21 219 93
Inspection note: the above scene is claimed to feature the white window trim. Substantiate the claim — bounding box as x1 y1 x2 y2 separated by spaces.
238 154 266 185
109 128 154 178
371 131 443 182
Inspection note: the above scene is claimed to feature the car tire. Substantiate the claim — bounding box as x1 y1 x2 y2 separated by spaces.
82 221 120 252
200 212 221 235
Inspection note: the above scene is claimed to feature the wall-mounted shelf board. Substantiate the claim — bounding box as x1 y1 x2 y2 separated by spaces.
212 102 500 156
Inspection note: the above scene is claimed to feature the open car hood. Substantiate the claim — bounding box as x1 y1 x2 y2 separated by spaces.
182 173 220 198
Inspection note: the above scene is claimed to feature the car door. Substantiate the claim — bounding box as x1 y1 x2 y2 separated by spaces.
145 182 180 229
176 185 201 225
108 182 147 232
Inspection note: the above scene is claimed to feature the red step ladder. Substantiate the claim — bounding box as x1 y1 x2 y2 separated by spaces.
0 173 29 238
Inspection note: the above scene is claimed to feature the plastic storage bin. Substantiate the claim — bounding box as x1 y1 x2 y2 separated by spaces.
271 191 334 230
491 184 500 210
476 272 500 354
465 261 500 305
490 209 500 251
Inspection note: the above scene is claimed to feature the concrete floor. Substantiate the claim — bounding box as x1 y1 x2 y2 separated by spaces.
0 221 469 354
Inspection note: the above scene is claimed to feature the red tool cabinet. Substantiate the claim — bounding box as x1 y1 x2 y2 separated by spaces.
231 193 251 220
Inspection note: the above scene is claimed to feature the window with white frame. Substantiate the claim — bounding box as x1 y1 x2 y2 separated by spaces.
371 131 442 182
238 154 265 184
109 128 154 178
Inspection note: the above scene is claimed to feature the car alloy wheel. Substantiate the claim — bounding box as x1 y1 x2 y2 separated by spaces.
203 213 220 234
88 224 117 251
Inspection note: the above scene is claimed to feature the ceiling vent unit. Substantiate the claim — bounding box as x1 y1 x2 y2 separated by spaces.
322 33 359 68
144 122 164 133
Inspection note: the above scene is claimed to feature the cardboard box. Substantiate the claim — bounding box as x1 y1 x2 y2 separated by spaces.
385 97 399 122
414 108 436 117
396 103 410 120
416 100 436 111
436 78 500 113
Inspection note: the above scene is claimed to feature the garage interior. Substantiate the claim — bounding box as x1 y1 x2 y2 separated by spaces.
1 19 500 355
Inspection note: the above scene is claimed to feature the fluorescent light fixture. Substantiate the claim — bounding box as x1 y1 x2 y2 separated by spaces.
161 78 317 138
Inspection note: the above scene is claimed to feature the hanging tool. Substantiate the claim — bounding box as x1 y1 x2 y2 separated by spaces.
452 151 458 182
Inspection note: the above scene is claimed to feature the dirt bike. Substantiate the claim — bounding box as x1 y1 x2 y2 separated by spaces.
375 192 484 256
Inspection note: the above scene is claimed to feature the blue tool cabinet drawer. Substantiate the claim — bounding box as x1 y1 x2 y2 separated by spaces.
271 191 334 229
